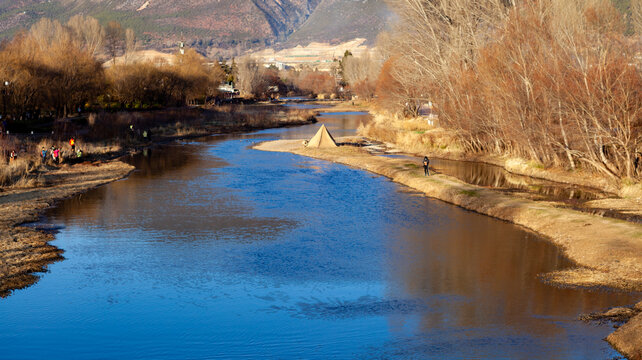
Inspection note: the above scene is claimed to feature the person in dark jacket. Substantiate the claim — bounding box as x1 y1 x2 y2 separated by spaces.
423 156 430 176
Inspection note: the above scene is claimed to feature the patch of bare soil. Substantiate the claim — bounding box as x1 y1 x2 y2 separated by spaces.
0 160 134 297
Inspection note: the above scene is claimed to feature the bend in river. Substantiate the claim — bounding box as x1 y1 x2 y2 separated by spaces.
0 110 638 359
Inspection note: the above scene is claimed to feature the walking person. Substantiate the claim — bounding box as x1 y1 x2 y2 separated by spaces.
423 156 430 176
41 147 47 163
9 150 17 163
69 137 75 152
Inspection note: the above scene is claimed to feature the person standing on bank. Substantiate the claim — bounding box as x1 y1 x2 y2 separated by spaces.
423 156 430 176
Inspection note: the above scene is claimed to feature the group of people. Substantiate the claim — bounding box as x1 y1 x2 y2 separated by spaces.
40 138 82 165
42 146 62 164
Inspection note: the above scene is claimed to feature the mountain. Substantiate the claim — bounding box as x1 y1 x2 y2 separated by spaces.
0 0 390 51
284 0 390 47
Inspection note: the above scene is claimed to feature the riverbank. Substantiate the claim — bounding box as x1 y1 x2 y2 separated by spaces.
256 137 642 290
255 136 642 358
0 160 134 297
360 113 642 199
0 104 317 298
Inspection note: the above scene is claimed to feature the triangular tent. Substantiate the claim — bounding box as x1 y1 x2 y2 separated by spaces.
306 124 337 148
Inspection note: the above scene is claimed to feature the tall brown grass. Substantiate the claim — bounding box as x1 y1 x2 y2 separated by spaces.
0 157 39 188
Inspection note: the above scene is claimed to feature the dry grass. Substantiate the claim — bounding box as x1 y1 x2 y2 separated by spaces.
0 135 121 189
0 157 40 188
621 182 642 199
360 112 631 196
360 114 460 155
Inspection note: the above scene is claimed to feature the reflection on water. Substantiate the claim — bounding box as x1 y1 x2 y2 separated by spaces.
383 154 606 201
430 157 606 201
283 103 333 110
0 110 638 359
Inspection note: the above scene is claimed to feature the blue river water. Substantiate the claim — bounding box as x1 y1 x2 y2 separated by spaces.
0 112 638 359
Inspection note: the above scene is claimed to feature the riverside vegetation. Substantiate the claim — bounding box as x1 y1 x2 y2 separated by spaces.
370 0 642 192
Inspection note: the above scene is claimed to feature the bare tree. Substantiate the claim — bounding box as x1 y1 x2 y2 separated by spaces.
29 18 71 52
377 0 642 181
105 21 124 64
236 57 263 98
66 15 105 57
342 52 381 99
124 28 137 63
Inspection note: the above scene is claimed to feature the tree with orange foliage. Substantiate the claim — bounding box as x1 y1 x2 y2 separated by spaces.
296 69 336 96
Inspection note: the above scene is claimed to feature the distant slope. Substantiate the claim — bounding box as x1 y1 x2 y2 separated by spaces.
284 0 391 47
0 0 322 50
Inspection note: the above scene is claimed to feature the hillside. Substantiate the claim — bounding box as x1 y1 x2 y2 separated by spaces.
0 0 389 51
284 0 390 47
0 0 320 49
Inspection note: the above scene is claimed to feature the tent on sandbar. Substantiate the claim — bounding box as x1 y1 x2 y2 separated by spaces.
306 124 337 148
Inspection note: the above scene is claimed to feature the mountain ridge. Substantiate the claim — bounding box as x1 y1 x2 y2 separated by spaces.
0 0 389 52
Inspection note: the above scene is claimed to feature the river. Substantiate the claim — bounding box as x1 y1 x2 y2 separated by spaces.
0 111 638 359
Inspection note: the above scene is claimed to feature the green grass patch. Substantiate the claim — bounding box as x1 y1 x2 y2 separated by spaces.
414 130 425 134
404 163 420 169
528 160 546 169
459 189 479 197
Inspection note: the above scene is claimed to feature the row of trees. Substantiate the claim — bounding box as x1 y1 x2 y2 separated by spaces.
232 53 382 99
107 49 224 108
0 14 383 121
0 17 105 120
0 16 226 121
376 0 642 180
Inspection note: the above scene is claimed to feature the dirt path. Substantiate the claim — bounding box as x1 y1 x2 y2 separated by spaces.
0 160 134 297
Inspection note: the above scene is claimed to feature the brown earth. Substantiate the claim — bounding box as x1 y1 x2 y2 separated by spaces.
256 136 642 357
607 301 642 360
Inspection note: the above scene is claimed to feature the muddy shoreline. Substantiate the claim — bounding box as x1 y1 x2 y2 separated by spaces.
255 137 642 359
0 160 135 297
0 109 316 298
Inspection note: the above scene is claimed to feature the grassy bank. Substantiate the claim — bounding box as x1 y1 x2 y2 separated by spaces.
360 113 642 199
